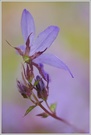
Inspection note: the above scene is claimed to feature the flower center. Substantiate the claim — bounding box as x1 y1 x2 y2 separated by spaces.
23 55 31 63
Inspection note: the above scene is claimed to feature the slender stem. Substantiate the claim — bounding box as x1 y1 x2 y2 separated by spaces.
21 63 85 133
30 88 85 133
28 97 36 104
45 100 54 114
45 100 50 111
32 92 39 102
38 102 85 133
31 92 55 116
31 92 85 133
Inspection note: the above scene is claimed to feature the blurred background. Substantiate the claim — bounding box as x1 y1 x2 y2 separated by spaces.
2 2 89 133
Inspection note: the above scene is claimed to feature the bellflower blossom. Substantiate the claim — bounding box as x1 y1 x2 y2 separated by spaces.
16 9 73 78
7 9 86 133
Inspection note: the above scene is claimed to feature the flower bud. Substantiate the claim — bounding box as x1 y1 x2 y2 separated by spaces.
17 80 32 98
22 64 34 82
35 76 48 101
38 63 50 83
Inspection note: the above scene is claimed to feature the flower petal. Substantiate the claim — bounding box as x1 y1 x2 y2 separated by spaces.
21 9 35 45
30 26 59 56
38 63 50 83
33 53 74 78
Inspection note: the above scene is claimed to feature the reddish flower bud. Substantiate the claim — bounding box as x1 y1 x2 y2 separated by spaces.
22 64 34 82
17 80 32 98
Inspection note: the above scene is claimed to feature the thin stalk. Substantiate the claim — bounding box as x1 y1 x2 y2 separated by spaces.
28 97 36 104
32 92 39 102
31 92 85 133
45 100 54 114
38 102 85 133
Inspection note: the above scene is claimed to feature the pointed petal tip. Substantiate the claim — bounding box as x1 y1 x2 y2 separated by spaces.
69 71 74 78
22 9 29 15
55 26 60 33
22 9 33 18
66 66 74 78
72 74 74 78
22 9 26 14
65 66 74 78
21 9 35 44
50 25 60 32
23 9 26 11
23 9 28 13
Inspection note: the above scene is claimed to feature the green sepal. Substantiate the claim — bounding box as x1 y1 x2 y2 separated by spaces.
36 112 49 118
50 103 57 112
24 105 36 116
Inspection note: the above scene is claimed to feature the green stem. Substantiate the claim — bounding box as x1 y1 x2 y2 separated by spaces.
31 93 85 133
39 102 85 133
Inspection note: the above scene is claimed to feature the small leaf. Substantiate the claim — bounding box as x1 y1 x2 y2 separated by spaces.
36 112 49 118
24 105 36 116
50 103 57 112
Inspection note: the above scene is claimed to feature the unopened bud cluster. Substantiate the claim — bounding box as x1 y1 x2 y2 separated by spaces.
17 62 49 101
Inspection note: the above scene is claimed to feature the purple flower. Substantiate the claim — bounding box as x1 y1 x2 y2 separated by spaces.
16 9 74 78
35 75 48 100
38 63 50 83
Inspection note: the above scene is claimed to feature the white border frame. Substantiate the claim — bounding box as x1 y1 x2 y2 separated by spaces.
1 0 90 135
0 1 2 135
1 0 91 2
